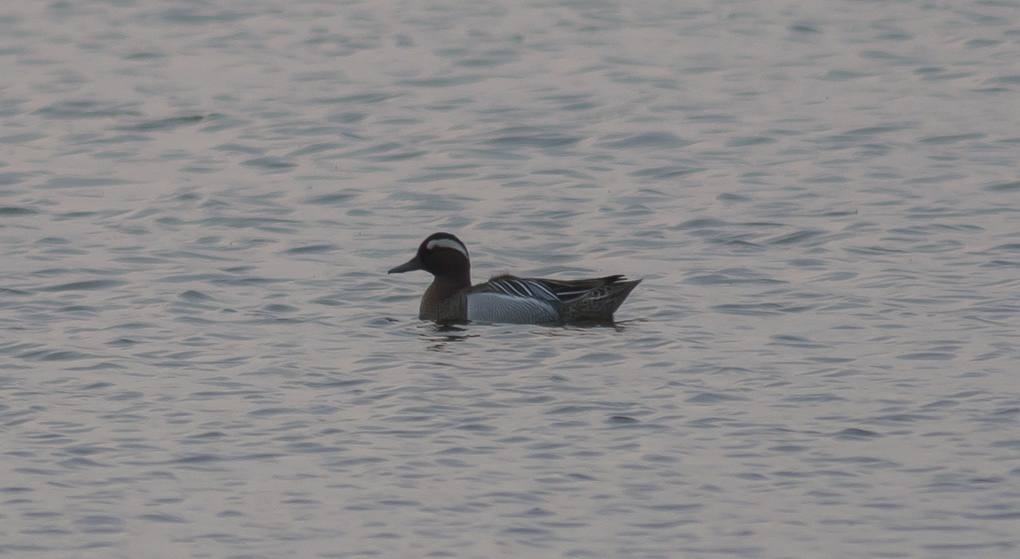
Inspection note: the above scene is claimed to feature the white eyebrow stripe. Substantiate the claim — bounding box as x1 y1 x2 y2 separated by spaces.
426 238 468 257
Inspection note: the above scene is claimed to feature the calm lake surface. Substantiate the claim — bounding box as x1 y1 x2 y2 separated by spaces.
2 1 1020 557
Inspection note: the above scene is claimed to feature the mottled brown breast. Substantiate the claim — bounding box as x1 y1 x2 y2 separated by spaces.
419 280 468 322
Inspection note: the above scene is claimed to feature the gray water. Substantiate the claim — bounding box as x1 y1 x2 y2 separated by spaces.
2 1 1020 557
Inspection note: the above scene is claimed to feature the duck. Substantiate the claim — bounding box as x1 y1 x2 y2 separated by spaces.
388 232 641 324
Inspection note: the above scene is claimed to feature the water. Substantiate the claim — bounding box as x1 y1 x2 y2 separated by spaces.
2 0 1020 557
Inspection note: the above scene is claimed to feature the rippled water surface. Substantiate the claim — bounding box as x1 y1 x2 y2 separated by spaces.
3 1 1020 557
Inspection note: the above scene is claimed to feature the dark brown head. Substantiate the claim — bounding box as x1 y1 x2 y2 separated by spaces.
388 232 471 286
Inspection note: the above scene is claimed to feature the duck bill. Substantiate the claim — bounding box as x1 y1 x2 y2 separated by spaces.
388 255 423 274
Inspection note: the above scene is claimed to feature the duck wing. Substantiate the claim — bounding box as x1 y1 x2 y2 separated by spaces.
477 274 635 303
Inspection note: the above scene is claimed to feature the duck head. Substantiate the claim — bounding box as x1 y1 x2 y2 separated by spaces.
388 232 471 281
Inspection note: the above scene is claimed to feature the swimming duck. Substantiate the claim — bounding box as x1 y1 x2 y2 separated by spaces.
388 232 641 323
